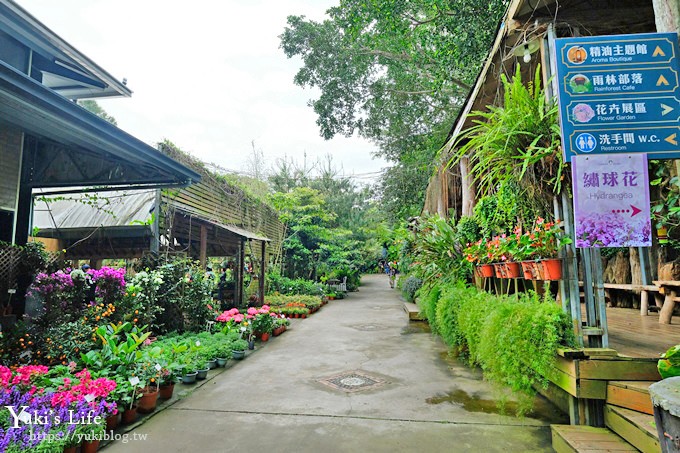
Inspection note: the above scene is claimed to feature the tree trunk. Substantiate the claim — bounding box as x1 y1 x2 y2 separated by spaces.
653 0 680 32
460 157 476 217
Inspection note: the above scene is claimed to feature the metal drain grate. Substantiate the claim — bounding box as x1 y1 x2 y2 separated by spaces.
318 370 387 393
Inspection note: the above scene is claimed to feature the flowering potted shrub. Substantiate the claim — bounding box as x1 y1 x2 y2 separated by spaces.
522 218 572 280
464 240 494 277
250 306 275 341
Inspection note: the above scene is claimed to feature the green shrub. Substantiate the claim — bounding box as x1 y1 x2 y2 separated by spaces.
435 284 464 347
417 283 441 333
266 271 324 296
425 281 575 415
476 291 574 413
401 276 423 302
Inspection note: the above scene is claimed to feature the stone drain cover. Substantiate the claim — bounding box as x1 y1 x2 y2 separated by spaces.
318 370 388 393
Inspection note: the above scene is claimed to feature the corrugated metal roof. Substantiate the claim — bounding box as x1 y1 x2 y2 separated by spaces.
33 191 271 242
33 189 156 229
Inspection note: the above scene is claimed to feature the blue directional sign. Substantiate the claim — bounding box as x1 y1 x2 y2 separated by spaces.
555 32 680 161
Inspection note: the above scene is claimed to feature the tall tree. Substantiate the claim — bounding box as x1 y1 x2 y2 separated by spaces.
280 0 507 221
78 100 117 125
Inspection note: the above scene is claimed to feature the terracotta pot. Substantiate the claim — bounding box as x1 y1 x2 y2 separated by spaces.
531 260 546 280
260 332 270 342
541 258 563 280
63 446 77 453
478 264 494 278
105 412 120 431
137 388 159 414
81 439 100 453
521 261 537 280
122 406 138 424
493 263 507 278
505 262 521 278
159 383 175 400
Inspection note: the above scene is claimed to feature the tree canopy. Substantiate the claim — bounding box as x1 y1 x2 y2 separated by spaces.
280 0 508 222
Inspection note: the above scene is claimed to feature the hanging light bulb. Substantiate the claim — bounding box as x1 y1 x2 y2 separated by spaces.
522 44 531 63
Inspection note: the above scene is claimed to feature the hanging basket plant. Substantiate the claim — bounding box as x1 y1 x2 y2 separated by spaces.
448 65 565 209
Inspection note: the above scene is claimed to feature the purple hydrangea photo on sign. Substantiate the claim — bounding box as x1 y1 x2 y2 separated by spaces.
572 154 652 248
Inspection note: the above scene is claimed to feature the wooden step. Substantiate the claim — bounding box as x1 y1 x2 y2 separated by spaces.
607 381 655 415
551 424 637 452
604 404 660 453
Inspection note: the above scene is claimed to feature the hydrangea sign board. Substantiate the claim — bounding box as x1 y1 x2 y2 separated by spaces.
555 32 680 162
572 154 651 247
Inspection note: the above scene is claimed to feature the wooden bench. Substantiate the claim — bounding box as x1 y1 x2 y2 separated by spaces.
601 283 660 317
653 280 680 324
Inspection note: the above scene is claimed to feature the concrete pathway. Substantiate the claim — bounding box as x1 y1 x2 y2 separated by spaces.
104 274 563 452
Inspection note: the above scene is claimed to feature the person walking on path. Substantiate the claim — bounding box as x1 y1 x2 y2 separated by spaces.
388 261 398 288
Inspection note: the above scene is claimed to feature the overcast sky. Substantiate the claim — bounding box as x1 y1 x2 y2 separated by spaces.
18 0 387 183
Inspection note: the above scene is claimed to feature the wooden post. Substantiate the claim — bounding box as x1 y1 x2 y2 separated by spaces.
639 247 652 316
199 225 207 269
150 189 161 254
591 249 608 348
259 241 266 305
659 285 678 324
237 238 245 307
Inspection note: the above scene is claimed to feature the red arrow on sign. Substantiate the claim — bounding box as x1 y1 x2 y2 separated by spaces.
631 205 642 217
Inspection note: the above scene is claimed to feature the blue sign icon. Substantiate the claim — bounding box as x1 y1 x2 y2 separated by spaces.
556 32 680 161
575 133 597 152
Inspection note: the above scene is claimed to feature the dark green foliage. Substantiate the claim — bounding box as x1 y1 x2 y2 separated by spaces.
266 271 325 296
401 276 423 302
456 216 481 245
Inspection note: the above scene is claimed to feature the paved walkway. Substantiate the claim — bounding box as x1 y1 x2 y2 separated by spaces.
104 274 563 452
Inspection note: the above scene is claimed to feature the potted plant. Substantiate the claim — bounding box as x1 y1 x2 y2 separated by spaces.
272 316 288 336
214 342 232 367
252 311 274 341
116 375 143 424
196 357 210 380
137 346 163 414
464 240 494 277
231 339 248 360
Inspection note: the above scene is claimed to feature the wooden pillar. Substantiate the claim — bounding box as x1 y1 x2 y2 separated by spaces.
259 241 266 305
199 225 208 268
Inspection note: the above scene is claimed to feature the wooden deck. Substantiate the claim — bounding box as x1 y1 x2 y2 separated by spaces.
602 306 680 358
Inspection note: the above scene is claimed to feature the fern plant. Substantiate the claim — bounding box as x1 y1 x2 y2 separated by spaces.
449 65 565 208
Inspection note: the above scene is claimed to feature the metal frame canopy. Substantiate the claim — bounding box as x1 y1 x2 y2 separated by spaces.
0 0 131 100
0 60 200 189
0 0 201 190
